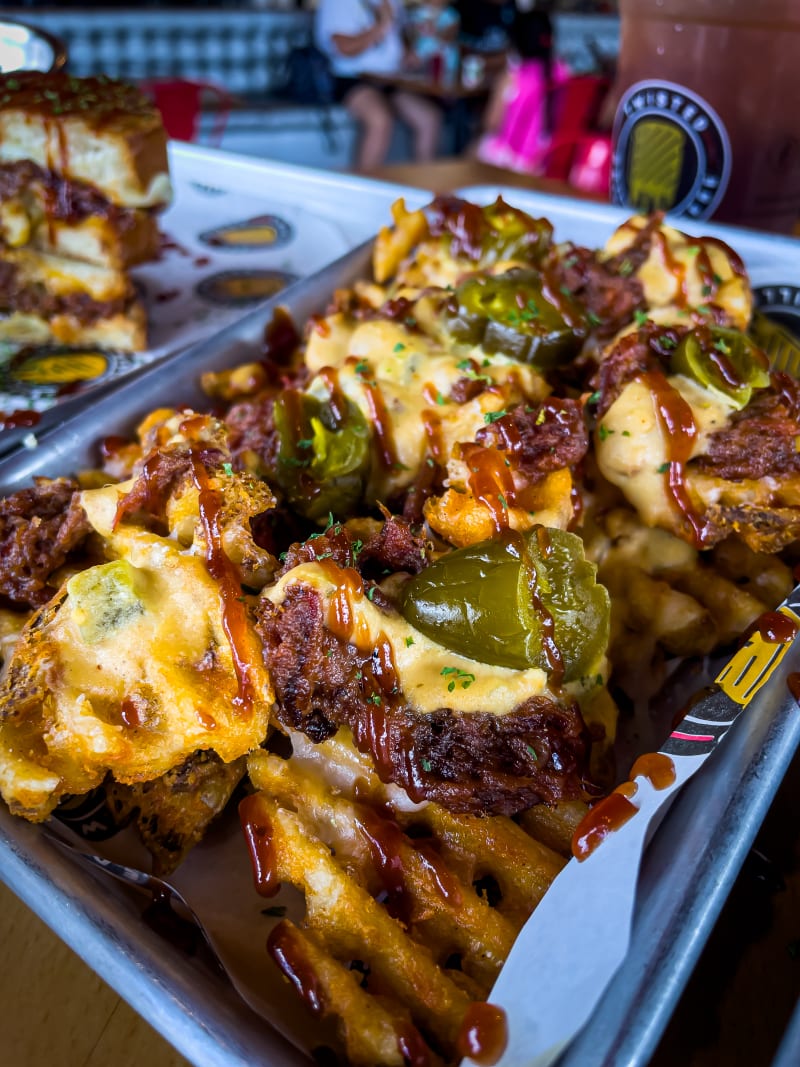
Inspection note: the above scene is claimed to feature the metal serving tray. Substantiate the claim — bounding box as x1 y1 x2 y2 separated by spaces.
1 211 800 1067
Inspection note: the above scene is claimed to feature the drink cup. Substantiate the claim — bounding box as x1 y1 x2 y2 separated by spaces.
611 0 800 232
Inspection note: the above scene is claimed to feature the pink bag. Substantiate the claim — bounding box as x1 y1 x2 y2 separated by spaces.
478 59 570 172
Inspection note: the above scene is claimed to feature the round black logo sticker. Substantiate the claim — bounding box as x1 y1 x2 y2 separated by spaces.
612 80 731 220
753 284 800 335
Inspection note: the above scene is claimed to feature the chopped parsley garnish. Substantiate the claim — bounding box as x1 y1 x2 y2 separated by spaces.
421 758 432 772
657 461 671 473
713 272 723 285
701 283 713 297
686 245 700 256
525 744 538 762
696 303 712 315
598 423 613 441
618 258 634 277
634 309 649 326
351 539 364 557
714 338 731 354
497 493 509 510
441 666 476 692
560 284 572 298
393 342 406 353
659 334 677 349
587 390 601 405
222 462 233 477
354 359 369 375
405 636 414 647
367 693 382 705
621 430 631 437
586 310 603 327
484 409 507 424
435 392 448 406
366 586 377 601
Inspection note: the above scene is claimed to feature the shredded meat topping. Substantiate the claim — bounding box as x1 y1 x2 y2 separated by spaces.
549 244 645 339
277 517 429 579
693 373 800 481
476 398 588 480
590 325 686 418
255 585 589 814
0 477 91 608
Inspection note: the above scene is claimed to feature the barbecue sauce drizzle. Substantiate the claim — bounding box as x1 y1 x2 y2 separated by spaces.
456 1002 509 1065
572 752 676 861
267 921 326 1014
637 369 712 548
189 454 259 712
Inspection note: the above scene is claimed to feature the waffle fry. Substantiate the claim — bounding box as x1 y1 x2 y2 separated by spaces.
245 735 575 1067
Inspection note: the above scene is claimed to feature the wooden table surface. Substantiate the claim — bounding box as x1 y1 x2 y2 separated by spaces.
2 158 799 1067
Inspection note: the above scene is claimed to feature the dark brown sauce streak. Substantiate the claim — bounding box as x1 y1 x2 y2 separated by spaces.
267 921 326 1015
119 696 146 728
637 369 711 548
362 380 398 468
541 266 583 328
421 409 445 462
313 559 436 799
397 1023 433 1067
701 236 746 278
239 793 280 897
357 807 461 924
0 409 40 431
752 610 799 644
787 672 800 704
190 454 258 713
317 367 348 426
459 441 516 533
264 306 301 365
517 527 564 688
572 789 638 861
572 749 677 860
456 1002 509 1065
654 229 688 308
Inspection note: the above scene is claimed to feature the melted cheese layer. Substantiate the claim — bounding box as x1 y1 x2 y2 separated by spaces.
267 560 562 716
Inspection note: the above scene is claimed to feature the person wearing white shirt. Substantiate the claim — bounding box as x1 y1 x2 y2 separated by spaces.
315 0 443 172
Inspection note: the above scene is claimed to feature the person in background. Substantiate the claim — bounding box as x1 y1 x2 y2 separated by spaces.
407 1 461 84
456 0 514 53
474 0 567 171
315 0 443 173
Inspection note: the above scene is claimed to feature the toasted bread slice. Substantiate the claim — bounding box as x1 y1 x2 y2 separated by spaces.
0 174 160 268
0 246 134 303
0 73 170 209
0 303 147 352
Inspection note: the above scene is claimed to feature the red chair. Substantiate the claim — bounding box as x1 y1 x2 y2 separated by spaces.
539 74 611 181
139 78 233 145
537 131 613 197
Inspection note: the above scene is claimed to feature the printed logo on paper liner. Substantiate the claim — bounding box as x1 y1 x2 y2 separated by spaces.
612 80 731 219
198 214 294 251
1 347 118 396
196 270 298 306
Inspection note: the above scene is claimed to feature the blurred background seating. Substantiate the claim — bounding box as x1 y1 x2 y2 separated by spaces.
4 4 619 177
